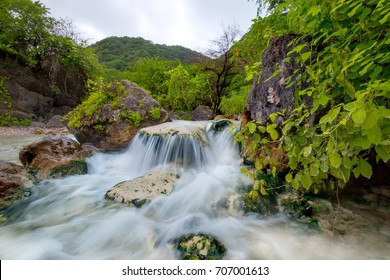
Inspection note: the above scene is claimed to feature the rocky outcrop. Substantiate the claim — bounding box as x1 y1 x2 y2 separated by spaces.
68 81 169 151
192 106 215 121
105 168 178 207
0 160 35 211
244 34 311 124
0 54 87 121
175 234 226 260
19 136 96 180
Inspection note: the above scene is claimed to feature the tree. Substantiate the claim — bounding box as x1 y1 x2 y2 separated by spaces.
0 0 52 65
249 0 287 14
202 25 242 114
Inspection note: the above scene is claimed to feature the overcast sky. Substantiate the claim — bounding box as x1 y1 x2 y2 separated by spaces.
38 0 258 53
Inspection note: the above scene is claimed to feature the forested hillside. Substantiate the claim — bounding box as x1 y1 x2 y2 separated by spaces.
90 36 206 71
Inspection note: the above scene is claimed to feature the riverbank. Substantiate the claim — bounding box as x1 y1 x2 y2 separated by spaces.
0 126 69 136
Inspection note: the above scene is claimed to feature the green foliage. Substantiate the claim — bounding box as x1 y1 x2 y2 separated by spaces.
66 80 126 128
219 85 250 116
149 107 161 120
90 36 205 72
120 111 143 126
0 0 51 66
238 0 390 193
124 57 177 98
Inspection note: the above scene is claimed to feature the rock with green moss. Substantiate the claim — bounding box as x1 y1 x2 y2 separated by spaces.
175 233 226 260
67 80 169 151
19 136 96 180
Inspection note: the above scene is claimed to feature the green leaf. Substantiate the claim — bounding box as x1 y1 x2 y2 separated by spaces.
300 174 313 190
260 185 268 196
303 145 312 157
375 145 390 162
350 136 371 149
285 173 293 183
308 6 320 16
291 177 300 189
266 124 279 140
343 157 353 169
320 107 341 124
330 152 342 168
356 159 373 179
247 122 256 134
361 111 379 130
351 108 367 124
359 61 374 76
348 3 362 17
320 161 329 173
252 133 261 142
301 51 312 63
366 125 382 145
310 166 320 177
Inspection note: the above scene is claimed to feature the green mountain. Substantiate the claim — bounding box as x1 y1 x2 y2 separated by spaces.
90 36 205 71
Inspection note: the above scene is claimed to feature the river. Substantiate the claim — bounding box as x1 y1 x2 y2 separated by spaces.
0 121 389 259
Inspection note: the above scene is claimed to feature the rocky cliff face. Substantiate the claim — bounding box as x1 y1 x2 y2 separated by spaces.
244 34 312 124
0 54 87 121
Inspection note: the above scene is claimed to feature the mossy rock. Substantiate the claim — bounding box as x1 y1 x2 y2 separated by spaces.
49 159 88 179
175 233 226 260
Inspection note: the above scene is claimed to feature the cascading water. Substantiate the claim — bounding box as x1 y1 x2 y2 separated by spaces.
0 120 388 259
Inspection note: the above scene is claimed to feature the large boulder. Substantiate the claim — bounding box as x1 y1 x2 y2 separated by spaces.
0 160 35 211
192 105 215 121
68 81 169 151
105 167 178 207
244 34 311 124
19 136 96 180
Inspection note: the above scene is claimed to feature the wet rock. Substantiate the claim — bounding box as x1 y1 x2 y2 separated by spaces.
105 168 178 207
175 233 226 260
19 136 95 180
139 121 209 146
0 160 35 211
192 106 214 121
68 81 169 151
211 119 232 132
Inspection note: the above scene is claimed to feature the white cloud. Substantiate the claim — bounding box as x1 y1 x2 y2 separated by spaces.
39 0 257 52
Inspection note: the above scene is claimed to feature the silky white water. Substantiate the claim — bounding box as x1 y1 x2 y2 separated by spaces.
0 121 389 259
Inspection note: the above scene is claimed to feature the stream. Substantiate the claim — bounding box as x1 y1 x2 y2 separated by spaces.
0 121 389 259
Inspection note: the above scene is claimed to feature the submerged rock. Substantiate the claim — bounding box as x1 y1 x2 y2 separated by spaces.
175 233 226 260
0 160 35 211
19 136 96 180
105 168 178 207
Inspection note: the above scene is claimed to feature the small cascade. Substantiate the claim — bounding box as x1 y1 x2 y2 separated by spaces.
88 120 239 176
0 120 388 260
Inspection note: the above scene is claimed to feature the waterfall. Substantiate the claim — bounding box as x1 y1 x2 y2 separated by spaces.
0 120 388 260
